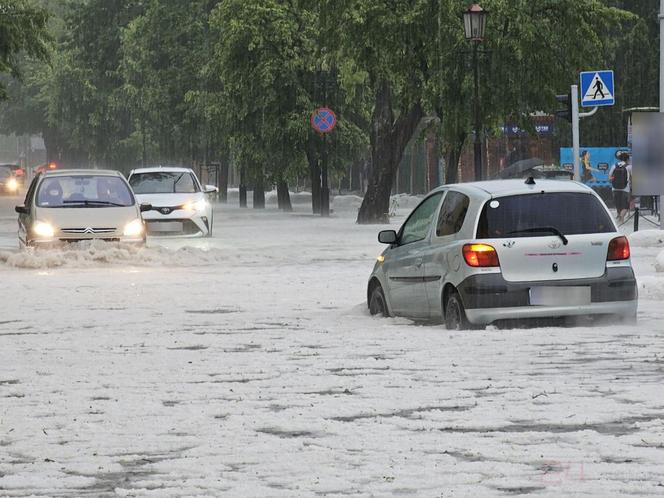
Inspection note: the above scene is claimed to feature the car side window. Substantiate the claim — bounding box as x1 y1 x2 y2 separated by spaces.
436 191 470 236
24 174 41 206
399 193 443 245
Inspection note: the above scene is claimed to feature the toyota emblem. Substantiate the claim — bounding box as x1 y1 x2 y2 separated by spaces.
159 207 171 215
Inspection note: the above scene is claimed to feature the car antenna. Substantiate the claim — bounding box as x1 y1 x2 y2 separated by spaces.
524 176 536 185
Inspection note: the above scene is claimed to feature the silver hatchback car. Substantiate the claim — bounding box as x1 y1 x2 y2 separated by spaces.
368 179 638 329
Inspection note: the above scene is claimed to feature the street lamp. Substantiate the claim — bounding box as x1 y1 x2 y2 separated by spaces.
464 3 487 182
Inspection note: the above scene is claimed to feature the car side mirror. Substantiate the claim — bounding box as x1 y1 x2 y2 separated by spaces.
378 230 398 244
15 205 28 214
139 203 153 213
204 185 219 194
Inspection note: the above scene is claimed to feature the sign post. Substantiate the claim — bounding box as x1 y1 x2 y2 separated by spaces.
660 0 664 228
568 70 614 183
572 85 580 182
310 107 337 217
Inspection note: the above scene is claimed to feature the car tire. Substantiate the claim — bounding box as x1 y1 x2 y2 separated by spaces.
369 284 389 317
206 215 214 237
204 213 213 238
444 291 472 330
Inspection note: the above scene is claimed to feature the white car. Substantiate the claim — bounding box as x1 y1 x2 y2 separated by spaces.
128 167 218 237
368 178 638 329
16 169 148 247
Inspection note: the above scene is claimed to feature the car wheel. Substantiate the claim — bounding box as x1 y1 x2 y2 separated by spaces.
445 291 471 330
369 284 389 317
206 214 213 237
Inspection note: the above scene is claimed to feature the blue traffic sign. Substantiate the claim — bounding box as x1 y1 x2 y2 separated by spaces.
580 70 614 107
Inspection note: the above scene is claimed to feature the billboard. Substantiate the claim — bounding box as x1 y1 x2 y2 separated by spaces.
559 147 630 187
631 113 664 196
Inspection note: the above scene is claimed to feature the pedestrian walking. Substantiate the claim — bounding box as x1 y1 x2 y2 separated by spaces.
608 151 632 223
592 77 605 99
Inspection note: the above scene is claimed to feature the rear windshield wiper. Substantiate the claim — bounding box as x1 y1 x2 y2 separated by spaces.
63 200 126 207
508 226 568 245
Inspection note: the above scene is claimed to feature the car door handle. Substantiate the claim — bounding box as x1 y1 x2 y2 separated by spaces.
416 257 423 268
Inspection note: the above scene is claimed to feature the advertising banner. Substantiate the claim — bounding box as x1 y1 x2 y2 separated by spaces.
560 147 630 187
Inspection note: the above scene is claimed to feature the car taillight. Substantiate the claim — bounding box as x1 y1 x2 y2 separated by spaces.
607 236 630 261
463 243 500 267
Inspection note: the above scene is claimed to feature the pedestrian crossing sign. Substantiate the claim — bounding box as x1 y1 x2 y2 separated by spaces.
580 70 614 107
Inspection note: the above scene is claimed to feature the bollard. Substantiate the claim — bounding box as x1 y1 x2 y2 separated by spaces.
634 207 640 232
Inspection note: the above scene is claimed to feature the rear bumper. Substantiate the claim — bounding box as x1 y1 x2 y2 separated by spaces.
465 300 638 325
458 267 637 325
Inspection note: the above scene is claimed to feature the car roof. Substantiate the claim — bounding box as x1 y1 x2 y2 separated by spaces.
40 169 124 178
432 179 593 199
130 166 193 174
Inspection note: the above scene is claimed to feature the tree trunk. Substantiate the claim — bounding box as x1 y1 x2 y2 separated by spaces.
253 170 265 209
277 180 292 212
219 161 229 203
426 128 439 190
444 133 466 185
357 80 423 224
306 139 321 214
239 166 247 208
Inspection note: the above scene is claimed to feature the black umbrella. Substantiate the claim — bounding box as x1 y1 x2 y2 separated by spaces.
494 158 546 179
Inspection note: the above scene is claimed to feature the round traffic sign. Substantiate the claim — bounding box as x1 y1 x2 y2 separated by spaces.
310 107 337 134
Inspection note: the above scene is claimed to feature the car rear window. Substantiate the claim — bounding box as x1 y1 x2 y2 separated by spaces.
476 192 614 238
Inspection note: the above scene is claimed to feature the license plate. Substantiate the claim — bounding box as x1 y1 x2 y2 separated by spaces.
149 221 183 232
529 286 591 306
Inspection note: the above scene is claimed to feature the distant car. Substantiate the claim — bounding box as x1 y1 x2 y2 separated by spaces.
128 167 217 237
34 162 58 175
15 169 150 248
368 178 637 329
0 164 25 195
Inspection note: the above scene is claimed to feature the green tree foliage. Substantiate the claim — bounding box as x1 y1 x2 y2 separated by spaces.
46 0 144 167
122 0 220 167
322 0 438 223
0 0 49 99
0 0 656 219
580 0 659 146
434 0 630 183
209 0 366 211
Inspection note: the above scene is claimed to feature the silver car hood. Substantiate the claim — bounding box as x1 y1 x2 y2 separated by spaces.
34 205 140 229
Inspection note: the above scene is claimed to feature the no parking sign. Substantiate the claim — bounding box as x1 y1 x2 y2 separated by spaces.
310 107 337 134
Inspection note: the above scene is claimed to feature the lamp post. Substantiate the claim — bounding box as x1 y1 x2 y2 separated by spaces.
464 3 488 182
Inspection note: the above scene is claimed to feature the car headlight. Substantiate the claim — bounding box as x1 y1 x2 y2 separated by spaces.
33 221 55 238
123 219 144 237
7 178 18 191
183 199 208 212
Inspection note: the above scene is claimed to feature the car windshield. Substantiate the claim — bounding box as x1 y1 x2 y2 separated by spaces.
129 172 199 194
476 192 614 238
0 167 13 178
36 175 134 208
